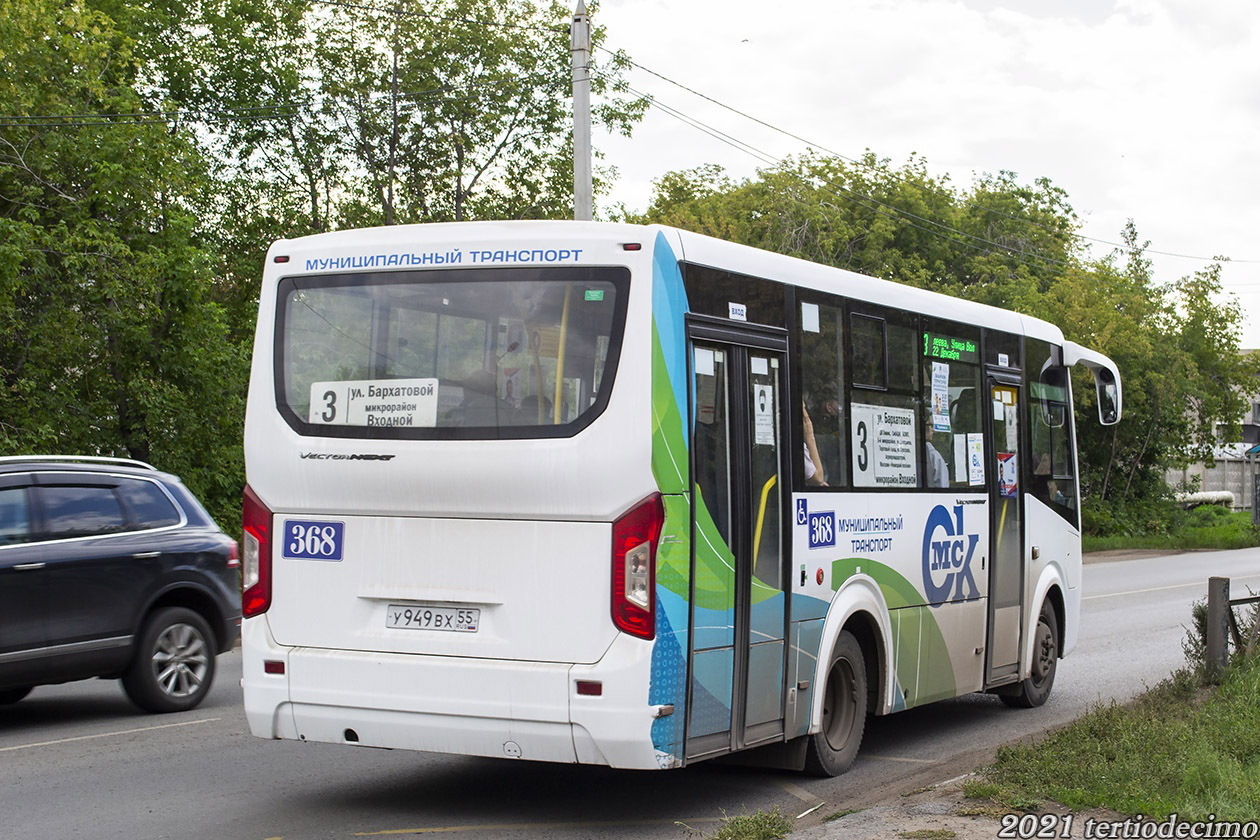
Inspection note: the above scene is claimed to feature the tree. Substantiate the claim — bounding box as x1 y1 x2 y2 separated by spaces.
0 0 246 528
149 0 645 229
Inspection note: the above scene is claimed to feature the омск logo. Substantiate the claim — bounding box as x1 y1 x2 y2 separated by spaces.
921 504 980 604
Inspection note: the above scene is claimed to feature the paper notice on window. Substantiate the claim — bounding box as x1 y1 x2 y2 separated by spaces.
967 433 985 485
753 384 776 445
801 302 820 333
851 403 918 487
308 378 438 428
998 452 1018 498
694 347 715 377
1005 404 1019 451
932 361 951 432
954 434 967 483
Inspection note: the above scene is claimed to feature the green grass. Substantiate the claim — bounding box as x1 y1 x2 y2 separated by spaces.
1084 510 1260 553
898 831 957 840
976 659 1260 820
681 808 793 840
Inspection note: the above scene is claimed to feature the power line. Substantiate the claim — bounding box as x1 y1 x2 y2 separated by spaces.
0 72 569 129
601 45 1259 265
614 78 1072 271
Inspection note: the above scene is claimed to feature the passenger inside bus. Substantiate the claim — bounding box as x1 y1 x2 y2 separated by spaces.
924 419 950 488
802 403 827 487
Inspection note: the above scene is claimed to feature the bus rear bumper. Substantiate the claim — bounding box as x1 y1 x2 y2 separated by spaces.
241 617 663 770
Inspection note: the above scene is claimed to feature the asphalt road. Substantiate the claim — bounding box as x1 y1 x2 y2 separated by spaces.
2 548 1257 840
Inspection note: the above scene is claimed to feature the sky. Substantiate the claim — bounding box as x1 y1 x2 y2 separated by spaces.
590 0 1260 346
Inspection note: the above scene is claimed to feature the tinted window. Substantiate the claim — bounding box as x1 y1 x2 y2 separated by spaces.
116 479 181 529
921 319 983 490
0 486 32 546
277 266 629 439
849 307 921 488
798 297 846 488
851 315 885 388
986 330 1021 369
683 263 785 326
40 485 127 538
1027 338 1078 527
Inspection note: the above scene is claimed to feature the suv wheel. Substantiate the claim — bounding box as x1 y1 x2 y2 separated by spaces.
0 686 32 706
122 607 217 713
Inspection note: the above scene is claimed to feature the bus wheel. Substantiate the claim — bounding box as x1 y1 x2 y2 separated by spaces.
1001 602 1058 709
804 630 867 776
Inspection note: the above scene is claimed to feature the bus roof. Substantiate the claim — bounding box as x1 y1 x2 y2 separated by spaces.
266 219 1065 346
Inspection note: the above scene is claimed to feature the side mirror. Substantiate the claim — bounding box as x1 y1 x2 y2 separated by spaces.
1062 341 1122 426
1096 368 1119 426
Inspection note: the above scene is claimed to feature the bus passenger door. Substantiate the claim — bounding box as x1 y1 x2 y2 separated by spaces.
985 374 1025 683
686 326 789 759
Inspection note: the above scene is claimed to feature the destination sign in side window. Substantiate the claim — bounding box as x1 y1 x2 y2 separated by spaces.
308 378 439 429
850 402 919 488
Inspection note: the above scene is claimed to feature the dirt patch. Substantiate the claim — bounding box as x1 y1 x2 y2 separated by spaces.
795 772 1122 840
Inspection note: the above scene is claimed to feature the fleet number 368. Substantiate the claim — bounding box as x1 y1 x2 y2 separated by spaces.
282 520 345 561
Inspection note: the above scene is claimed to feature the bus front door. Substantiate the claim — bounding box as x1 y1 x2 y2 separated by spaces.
985 373 1025 684
686 326 789 759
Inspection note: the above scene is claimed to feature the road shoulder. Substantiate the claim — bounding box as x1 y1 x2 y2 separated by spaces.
1083 547 1191 564
795 765 1120 839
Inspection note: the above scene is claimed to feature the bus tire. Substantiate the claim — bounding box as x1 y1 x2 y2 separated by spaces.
804 630 867 776
1000 601 1058 709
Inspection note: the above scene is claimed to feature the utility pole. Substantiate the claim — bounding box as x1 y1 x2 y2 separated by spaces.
571 0 592 221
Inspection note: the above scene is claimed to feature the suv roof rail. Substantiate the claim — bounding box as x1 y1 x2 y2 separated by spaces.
0 455 158 471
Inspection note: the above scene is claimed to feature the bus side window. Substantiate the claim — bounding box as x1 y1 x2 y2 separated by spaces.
920 319 981 490
849 307 921 490
1027 338 1078 528
798 297 846 488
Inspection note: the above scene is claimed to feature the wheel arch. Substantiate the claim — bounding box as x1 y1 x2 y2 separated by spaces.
137 583 230 655
810 576 894 731
1026 563 1068 678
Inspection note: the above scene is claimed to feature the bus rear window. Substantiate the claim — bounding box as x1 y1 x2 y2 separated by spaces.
274 266 629 439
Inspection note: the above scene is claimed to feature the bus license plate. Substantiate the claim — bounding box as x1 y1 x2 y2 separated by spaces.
386 605 480 633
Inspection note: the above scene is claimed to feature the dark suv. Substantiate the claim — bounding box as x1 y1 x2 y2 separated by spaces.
0 457 240 712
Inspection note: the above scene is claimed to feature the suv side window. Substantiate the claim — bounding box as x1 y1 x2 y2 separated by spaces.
39 485 128 538
0 486 32 545
116 478 181 529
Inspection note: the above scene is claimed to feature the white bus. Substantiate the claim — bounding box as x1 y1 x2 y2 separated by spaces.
242 221 1121 774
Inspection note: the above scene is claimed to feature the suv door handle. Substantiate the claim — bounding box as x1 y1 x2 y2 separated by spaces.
132 551 161 559
13 562 46 571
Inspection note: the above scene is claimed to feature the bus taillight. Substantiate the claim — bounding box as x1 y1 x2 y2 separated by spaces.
611 494 663 640
242 484 273 618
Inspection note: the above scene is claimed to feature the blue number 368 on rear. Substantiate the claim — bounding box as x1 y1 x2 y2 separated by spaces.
282 520 345 561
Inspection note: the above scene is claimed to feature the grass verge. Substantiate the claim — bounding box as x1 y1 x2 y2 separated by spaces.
1083 509 1260 553
971 658 1260 820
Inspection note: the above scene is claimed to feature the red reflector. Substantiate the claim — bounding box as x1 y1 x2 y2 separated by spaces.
621 243 642 251
227 540 240 569
264 660 285 675
576 680 602 696
274 255 290 263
